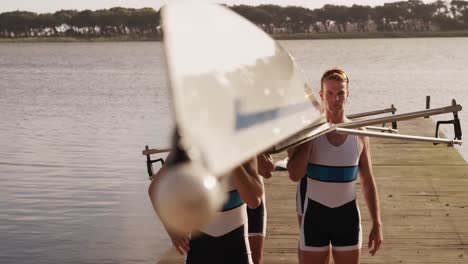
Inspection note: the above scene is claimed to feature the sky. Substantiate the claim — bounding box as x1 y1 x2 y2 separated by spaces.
0 0 437 14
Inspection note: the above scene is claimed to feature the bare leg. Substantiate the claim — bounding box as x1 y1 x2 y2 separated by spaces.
332 249 360 264
301 250 330 264
249 236 264 264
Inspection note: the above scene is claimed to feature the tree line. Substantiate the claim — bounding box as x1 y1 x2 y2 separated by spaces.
1 0 468 38
233 0 468 33
0 7 160 38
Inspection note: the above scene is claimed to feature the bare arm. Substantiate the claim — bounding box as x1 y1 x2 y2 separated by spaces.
287 141 312 182
232 157 263 209
358 136 383 256
257 153 275 179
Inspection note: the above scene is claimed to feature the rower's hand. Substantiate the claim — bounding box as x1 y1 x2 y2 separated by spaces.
368 223 383 256
168 230 190 255
258 153 274 179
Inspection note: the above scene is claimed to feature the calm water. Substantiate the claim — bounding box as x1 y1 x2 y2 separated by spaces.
1 38 467 263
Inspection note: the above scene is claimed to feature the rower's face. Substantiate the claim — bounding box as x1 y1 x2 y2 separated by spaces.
320 80 348 113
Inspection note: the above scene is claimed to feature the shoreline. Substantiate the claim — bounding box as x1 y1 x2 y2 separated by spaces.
272 30 468 40
1 30 468 43
0 36 162 43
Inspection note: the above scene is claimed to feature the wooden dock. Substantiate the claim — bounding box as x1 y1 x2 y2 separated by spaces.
158 119 467 263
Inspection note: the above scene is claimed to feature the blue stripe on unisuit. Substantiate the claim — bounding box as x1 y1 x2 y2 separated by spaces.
222 190 244 211
306 163 358 182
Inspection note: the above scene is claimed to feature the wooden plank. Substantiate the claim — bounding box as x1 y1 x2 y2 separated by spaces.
158 119 467 263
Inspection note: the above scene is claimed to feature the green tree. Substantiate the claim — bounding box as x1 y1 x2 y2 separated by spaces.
407 0 437 31
313 7 330 32
53 10 78 36
372 2 409 31
257 4 287 32
0 11 37 37
70 10 97 36
348 5 371 32
321 5 349 32
34 13 57 36
282 6 315 33
231 5 274 32
450 0 468 27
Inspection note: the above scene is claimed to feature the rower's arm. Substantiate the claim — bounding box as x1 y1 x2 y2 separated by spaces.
287 141 312 182
358 135 383 255
358 136 381 226
232 158 263 209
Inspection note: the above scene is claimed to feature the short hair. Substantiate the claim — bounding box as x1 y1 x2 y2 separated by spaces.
320 68 349 91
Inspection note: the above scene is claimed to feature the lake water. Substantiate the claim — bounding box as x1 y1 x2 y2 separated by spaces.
1 38 467 263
